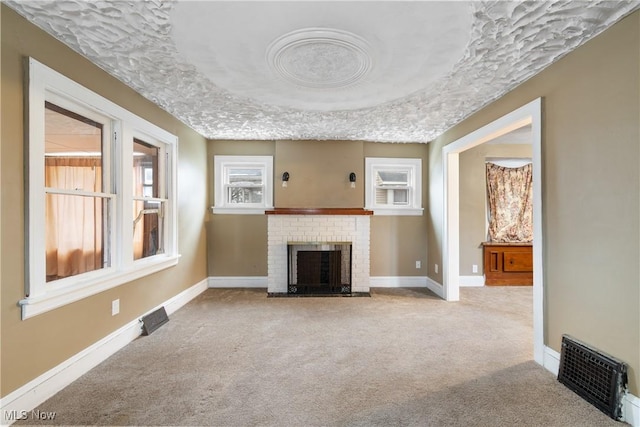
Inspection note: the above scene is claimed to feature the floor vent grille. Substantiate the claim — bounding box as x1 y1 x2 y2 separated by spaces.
141 306 169 336
558 334 627 420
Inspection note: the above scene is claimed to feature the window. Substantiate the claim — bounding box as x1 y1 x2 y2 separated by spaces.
23 58 178 319
44 101 112 282
133 138 166 260
365 157 423 215
213 156 273 214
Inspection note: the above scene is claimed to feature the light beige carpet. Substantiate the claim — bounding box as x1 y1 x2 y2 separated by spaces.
16 287 623 426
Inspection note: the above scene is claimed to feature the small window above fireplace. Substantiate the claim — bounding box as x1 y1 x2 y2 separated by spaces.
212 155 273 214
365 157 423 216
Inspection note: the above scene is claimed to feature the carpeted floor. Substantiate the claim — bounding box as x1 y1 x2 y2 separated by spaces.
16 287 623 426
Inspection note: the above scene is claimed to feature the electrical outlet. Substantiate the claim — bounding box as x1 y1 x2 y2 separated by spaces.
416 260 421 269
434 264 439 274
111 299 120 316
472 264 478 273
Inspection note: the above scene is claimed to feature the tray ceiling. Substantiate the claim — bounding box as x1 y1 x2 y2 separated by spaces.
6 1 639 143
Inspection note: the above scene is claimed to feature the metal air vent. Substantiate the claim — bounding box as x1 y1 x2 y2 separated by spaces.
558 335 627 420
141 306 169 336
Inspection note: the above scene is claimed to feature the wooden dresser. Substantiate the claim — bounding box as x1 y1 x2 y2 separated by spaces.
482 242 533 286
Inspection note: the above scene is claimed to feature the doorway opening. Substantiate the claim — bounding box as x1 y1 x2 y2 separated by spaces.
442 98 544 365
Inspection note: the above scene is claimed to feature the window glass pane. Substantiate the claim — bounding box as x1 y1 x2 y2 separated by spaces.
133 200 164 260
45 194 107 281
376 170 409 187
228 168 263 185
228 187 263 204
375 188 409 206
392 189 409 204
45 102 103 192
133 139 159 198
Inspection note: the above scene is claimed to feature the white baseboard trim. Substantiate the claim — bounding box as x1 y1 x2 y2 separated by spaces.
0 278 208 425
459 275 485 287
626 394 640 427
543 345 561 376
426 276 444 299
208 276 268 288
163 279 209 316
369 276 427 288
543 345 639 426
209 276 441 296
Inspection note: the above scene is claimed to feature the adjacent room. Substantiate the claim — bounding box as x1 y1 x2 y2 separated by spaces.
1 1 638 426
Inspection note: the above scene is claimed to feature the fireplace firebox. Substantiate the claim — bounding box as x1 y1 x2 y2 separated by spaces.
287 242 352 295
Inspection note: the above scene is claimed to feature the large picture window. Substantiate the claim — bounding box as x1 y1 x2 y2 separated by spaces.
23 58 178 319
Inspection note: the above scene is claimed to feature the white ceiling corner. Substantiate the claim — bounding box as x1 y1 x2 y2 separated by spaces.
5 0 640 143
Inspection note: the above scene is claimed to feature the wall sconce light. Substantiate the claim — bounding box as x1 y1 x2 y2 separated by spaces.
349 172 356 188
282 171 290 187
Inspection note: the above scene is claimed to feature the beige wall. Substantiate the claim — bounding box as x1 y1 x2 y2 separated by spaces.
428 12 639 393
207 140 429 277
275 140 365 208
206 140 275 276
459 144 532 276
0 6 208 397
364 142 429 276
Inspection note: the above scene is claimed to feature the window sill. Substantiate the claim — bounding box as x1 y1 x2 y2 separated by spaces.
19 255 180 320
211 206 271 215
367 207 424 216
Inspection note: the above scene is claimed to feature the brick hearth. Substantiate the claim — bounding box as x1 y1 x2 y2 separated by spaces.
266 209 371 294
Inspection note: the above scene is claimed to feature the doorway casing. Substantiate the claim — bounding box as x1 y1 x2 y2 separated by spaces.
442 98 544 365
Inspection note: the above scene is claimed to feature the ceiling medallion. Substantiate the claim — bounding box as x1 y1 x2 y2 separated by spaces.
266 28 373 90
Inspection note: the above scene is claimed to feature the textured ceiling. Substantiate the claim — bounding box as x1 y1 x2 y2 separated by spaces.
6 1 639 143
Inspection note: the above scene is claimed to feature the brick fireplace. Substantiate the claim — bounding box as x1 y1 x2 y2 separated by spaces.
266 208 371 295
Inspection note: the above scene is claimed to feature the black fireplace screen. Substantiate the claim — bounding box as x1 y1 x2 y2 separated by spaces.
288 242 352 294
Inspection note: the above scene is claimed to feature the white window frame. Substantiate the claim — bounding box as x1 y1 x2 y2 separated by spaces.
212 155 273 214
128 130 175 263
22 58 179 320
365 157 423 216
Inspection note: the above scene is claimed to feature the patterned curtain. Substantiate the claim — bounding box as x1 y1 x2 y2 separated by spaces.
486 162 533 243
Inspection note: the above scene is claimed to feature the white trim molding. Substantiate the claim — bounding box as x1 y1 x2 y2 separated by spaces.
212 155 273 214
625 394 640 427
442 97 544 366
355 276 445 298
0 279 208 424
211 276 442 295
208 276 268 288
369 276 428 288
364 157 423 216
20 257 179 319
543 345 639 427
458 275 485 287
23 58 180 320
543 345 562 376
426 276 444 299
